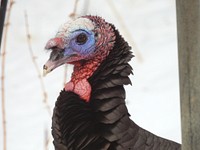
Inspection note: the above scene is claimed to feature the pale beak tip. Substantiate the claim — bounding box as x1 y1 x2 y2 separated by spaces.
43 65 49 77
43 69 48 77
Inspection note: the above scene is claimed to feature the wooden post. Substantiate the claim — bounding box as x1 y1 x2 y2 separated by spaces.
176 0 200 149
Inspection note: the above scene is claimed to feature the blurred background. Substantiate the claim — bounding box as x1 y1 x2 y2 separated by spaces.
0 0 181 149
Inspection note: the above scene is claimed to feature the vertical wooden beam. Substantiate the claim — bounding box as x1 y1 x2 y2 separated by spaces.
176 0 200 150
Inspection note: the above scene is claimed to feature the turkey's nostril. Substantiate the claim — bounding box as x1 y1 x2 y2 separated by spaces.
43 65 50 77
43 65 48 70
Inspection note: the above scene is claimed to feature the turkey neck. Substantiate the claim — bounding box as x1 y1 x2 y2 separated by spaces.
52 25 135 149
71 55 104 84
65 47 112 102
65 28 115 102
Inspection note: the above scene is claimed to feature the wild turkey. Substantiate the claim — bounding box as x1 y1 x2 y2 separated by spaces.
43 15 181 150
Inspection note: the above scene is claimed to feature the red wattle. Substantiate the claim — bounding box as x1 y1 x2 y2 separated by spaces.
65 79 91 102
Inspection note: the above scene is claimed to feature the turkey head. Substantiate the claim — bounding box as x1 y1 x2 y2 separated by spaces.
43 16 115 102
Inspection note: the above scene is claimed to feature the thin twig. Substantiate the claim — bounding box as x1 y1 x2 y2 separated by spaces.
106 0 143 62
63 65 68 86
69 0 79 19
44 127 50 150
1 1 15 150
81 0 90 16
24 11 51 116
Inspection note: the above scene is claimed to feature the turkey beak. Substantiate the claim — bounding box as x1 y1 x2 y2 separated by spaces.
43 65 49 76
43 53 70 76
43 49 71 76
43 37 66 76
43 60 55 76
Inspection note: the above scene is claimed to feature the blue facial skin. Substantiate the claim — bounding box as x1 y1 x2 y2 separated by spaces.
64 29 96 59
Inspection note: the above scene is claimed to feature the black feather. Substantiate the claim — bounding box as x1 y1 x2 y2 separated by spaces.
51 22 181 150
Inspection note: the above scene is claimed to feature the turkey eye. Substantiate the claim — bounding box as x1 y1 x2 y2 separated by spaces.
76 33 88 45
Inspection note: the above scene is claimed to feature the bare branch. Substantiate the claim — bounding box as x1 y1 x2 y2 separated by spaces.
24 11 51 116
63 65 68 86
81 0 90 16
1 1 15 150
106 0 143 62
69 0 79 19
44 127 51 150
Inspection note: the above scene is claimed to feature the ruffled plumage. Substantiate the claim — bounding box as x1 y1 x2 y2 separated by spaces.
52 22 181 150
